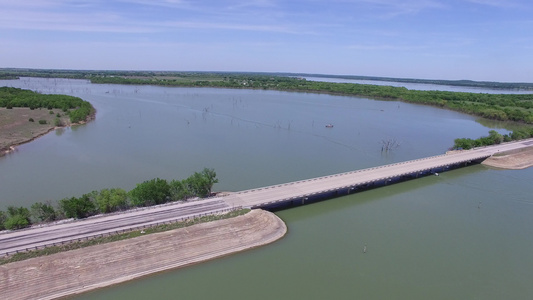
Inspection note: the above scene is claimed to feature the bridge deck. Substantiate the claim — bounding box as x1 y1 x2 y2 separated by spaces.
222 139 533 209
2 139 531 256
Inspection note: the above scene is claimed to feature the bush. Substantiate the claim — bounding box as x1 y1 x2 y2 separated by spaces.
28 118 34 122
59 195 97 219
5 206 31 230
54 117 63 127
38 120 47 125
30 202 57 223
129 178 170 207
49 110 54 114
96 188 129 213
4 214 30 230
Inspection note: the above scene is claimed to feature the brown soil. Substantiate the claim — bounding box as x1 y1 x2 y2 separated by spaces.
0 107 75 156
0 209 287 300
482 147 533 169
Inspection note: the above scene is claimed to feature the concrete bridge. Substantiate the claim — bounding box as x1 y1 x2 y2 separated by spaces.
1 139 532 256
221 139 533 210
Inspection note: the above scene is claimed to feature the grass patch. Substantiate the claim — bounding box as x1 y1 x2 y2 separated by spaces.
0 208 250 265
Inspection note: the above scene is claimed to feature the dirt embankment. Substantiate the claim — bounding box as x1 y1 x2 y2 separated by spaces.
0 107 94 156
0 209 287 300
482 147 533 170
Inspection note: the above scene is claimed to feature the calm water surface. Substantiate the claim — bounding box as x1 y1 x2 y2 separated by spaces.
1 78 532 299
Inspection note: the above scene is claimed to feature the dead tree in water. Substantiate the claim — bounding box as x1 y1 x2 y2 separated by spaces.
381 138 400 152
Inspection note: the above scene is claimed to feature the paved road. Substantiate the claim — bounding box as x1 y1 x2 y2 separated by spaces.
2 139 531 256
222 139 533 209
0 199 229 256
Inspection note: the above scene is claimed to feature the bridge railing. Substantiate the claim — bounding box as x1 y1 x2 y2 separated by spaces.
1 206 242 257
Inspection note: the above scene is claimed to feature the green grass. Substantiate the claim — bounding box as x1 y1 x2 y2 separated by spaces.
0 208 250 265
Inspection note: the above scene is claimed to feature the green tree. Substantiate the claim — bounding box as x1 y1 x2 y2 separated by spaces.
169 179 192 201
96 188 129 213
200 168 218 196
4 206 31 230
185 168 219 197
488 130 503 144
59 194 97 219
30 201 57 223
129 178 170 207
453 138 475 150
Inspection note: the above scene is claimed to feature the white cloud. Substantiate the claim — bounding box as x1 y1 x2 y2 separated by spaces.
334 0 446 18
465 0 526 9
347 43 427 51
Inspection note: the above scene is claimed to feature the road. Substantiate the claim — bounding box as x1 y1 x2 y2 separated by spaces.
1 138 532 256
222 139 533 208
0 199 229 256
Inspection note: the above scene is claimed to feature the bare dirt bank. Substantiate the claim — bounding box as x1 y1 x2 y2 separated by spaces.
0 107 94 156
0 209 287 300
482 147 533 170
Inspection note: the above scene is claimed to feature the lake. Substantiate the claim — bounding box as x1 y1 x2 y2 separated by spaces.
1 78 532 299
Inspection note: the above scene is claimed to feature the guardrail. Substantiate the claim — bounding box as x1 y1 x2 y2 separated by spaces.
1 206 242 257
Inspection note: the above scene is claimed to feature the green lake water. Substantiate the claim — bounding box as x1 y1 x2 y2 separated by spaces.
1 78 532 299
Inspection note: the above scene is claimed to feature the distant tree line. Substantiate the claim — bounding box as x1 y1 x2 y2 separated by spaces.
2 69 533 124
0 87 94 124
453 129 533 150
89 74 533 124
0 168 218 231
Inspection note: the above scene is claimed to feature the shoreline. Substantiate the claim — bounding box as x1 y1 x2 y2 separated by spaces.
0 126 56 156
482 147 533 169
0 209 287 300
0 110 95 157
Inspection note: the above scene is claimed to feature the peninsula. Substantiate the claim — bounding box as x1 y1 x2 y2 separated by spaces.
0 87 95 156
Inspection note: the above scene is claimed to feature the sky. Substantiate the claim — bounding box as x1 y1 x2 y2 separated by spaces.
1 0 532 82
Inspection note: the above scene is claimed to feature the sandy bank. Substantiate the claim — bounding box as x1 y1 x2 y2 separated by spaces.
482 147 533 170
0 209 287 300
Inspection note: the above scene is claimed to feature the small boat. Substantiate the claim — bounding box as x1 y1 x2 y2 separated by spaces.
325 124 334 128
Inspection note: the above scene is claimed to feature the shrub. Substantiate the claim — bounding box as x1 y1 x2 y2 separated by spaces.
54 117 63 127
5 206 31 230
49 110 54 114
59 195 97 219
129 178 170 207
4 214 30 230
30 202 57 223
96 188 129 213
38 120 47 125
28 118 34 122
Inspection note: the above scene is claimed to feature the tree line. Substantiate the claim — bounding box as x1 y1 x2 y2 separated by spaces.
0 87 94 123
0 168 218 231
453 129 533 150
88 74 533 124
2 69 532 124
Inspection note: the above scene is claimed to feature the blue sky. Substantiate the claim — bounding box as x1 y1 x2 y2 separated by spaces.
1 0 532 82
